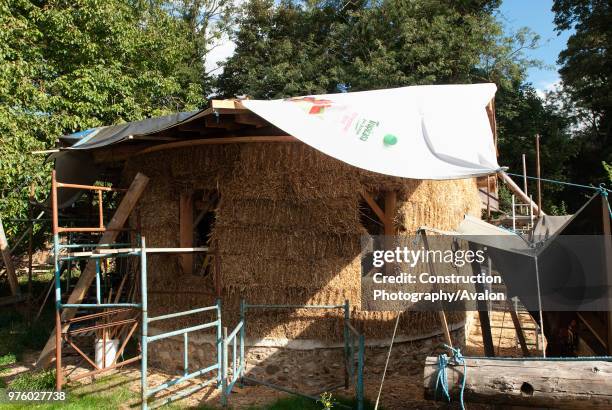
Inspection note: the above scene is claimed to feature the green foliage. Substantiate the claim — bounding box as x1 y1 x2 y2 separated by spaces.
496 82 577 212
0 0 225 243
9 369 56 391
604 161 612 183
551 0 612 208
218 0 538 98
318 392 335 410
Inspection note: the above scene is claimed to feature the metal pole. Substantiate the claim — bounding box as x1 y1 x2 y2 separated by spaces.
95 260 101 304
512 195 516 231
222 326 228 406
183 333 189 376
535 134 542 217
239 299 245 383
140 236 148 410
52 170 62 392
217 299 223 389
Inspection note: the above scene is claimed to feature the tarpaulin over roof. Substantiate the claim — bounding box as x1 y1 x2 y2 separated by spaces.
59 83 500 180
242 83 500 179
60 111 199 150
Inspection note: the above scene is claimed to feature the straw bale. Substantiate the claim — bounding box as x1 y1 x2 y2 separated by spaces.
123 141 482 341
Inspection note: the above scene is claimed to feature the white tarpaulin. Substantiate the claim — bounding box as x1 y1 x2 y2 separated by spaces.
242 83 500 180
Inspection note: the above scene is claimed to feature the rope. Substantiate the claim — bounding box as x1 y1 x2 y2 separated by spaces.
505 172 612 193
434 344 467 410
505 172 612 221
374 312 401 410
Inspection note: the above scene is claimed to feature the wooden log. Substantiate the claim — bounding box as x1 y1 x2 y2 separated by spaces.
498 171 545 216
36 172 149 369
424 356 612 409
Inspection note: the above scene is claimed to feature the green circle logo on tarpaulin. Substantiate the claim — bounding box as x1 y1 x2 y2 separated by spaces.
383 134 398 146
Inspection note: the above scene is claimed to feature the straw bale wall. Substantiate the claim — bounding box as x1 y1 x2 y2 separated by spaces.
122 142 481 343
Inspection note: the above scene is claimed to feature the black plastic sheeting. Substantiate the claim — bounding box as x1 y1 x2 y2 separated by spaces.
59 110 199 150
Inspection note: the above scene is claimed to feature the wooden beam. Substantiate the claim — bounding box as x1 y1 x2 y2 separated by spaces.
486 99 497 149
36 172 149 369
424 357 612 409
507 299 530 357
204 117 243 130
602 195 612 354
469 243 495 357
137 136 298 156
384 191 397 235
0 216 20 296
234 113 268 127
498 171 545 216
179 193 194 275
360 191 385 223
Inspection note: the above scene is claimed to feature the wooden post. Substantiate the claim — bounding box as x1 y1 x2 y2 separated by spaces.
36 172 149 369
179 193 194 275
535 134 542 217
424 357 612 409
384 191 397 236
0 216 20 296
214 243 222 298
602 195 612 355
486 176 491 221
469 243 494 357
421 232 453 347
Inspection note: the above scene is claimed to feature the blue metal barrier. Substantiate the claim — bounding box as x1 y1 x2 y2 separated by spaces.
140 258 223 410
225 300 365 409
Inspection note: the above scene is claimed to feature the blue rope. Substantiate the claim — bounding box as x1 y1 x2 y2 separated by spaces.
505 172 612 220
505 172 612 193
435 344 467 410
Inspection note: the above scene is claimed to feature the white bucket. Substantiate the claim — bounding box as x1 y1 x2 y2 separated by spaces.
95 338 119 369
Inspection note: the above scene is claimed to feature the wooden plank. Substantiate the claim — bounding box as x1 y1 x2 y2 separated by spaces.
0 216 20 296
469 243 495 357
137 136 298 156
602 195 612 354
424 356 612 409
36 172 149 369
179 193 194 275
507 299 530 357
360 192 385 223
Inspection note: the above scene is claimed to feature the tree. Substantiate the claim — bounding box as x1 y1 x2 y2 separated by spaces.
0 0 211 241
496 82 577 213
217 0 540 97
552 0 612 193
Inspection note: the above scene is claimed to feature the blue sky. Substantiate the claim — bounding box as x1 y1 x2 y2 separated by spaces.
498 0 572 93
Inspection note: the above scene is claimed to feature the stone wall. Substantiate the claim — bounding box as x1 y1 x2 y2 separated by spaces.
148 325 467 392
